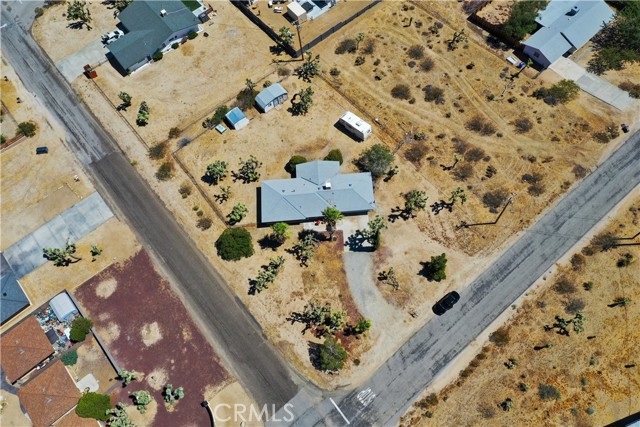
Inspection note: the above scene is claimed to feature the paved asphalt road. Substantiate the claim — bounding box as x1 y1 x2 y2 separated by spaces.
287 129 640 426
1 3 302 410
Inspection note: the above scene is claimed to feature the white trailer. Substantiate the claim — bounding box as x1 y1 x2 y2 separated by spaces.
338 111 372 141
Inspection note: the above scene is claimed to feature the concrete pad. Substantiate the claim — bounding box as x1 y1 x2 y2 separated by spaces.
3 192 113 278
55 39 109 83
549 57 586 80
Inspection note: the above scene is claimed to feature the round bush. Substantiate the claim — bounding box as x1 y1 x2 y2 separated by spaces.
188 30 198 40
70 317 93 342
216 228 254 261
323 149 343 164
285 155 308 175
61 349 78 366
391 84 412 100
152 52 163 61
76 392 111 421
172 42 179 49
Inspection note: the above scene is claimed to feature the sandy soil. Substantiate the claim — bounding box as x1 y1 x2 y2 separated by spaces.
66 335 118 394
1 56 93 250
204 381 263 427
0 390 32 427
74 250 232 427
401 194 640 427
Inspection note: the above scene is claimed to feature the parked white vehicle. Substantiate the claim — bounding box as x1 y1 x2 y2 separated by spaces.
102 30 124 45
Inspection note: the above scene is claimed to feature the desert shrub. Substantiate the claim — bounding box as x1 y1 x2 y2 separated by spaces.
619 81 640 98
565 298 586 315
538 384 561 401
514 117 533 133
586 407 596 415
404 144 428 164
453 163 474 181
168 127 180 139
354 56 366 66
453 139 470 155
533 80 580 105
466 147 486 163
592 124 620 144
76 392 111 421
362 38 376 55
285 155 308 175
17 121 37 137
482 189 508 213
391 84 412 100
155 161 175 181
277 67 291 77
466 116 496 136
335 38 357 54
149 142 168 160
329 67 341 77
572 164 588 179
423 85 444 102
527 182 546 196
70 317 93 342
324 149 343 164
188 30 198 40
152 52 163 61
197 217 212 230
356 144 394 179
617 252 634 268
178 183 192 198
61 349 78 366
420 58 434 72
172 42 179 49
216 228 254 261
489 327 510 347
34 7 44 17
407 44 425 59
590 232 617 252
570 253 586 272
554 276 577 294
583 281 594 291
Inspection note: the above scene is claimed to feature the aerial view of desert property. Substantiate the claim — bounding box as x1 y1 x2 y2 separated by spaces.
1 0 638 426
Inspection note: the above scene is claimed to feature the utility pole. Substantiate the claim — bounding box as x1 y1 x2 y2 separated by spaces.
295 20 304 58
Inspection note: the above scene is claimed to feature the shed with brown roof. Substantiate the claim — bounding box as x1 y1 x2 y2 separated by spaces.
1 316 54 383
18 361 81 427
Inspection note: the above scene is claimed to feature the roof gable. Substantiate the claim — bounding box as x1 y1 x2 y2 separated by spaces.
1 316 54 383
296 160 340 185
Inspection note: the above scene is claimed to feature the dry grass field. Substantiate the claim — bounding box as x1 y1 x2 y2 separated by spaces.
401 195 640 427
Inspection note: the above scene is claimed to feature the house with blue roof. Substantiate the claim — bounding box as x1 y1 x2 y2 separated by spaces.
107 0 201 73
260 160 375 224
523 0 615 67
255 83 288 113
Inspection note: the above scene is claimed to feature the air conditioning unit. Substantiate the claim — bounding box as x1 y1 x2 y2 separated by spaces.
323 181 332 189
160 9 167 16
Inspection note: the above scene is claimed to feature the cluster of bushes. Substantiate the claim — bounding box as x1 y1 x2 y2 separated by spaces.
532 80 580 105
465 116 496 136
391 84 412 100
592 123 620 144
588 2 640 74
521 172 545 196
513 117 533 133
619 81 640 98
502 1 548 40
423 85 444 103
482 189 508 213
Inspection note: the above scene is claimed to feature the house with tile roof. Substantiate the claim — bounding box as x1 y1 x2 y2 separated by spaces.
17 361 81 427
523 0 615 67
1 316 54 384
107 0 201 73
260 160 375 224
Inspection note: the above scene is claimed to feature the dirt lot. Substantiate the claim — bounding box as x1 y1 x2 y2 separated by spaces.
74 250 232 427
401 195 640 427
0 390 32 427
65 335 118 394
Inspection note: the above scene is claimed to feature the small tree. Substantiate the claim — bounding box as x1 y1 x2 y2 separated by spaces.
216 228 254 261
355 32 365 51
294 51 321 82
318 335 348 371
290 87 314 116
227 202 248 225
163 384 185 404
353 317 371 334
245 78 256 93
130 390 153 414
322 207 344 241
324 149 343 164
90 245 103 257
285 155 308 175
216 186 231 204
362 215 387 248
422 253 447 282
378 267 399 290
106 403 133 427
118 370 138 386
449 187 467 206
611 297 631 307
402 190 428 217
278 26 294 46
447 29 467 51
117 92 132 110
17 121 37 137
233 155 262 183
136 101 150 126
204 105 229 128
356 144 394 179
70 317 93 342
203 160 228 185
61 349 78 366
291 231 319 266
67 0 92 29
76 392 111 421
270 222 291 245
43 240 82 266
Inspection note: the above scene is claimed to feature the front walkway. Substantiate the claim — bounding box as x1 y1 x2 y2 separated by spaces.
549 57 633 111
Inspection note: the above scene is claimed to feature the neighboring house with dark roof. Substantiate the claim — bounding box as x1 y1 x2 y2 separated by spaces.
17 361 81 427
523 0 615 67
260 160 375 224
108 0 201 73
1 316 54 384
255 83 288 113
1 253 30 325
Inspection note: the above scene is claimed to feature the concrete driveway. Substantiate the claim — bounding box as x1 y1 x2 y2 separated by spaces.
55 39 109 83
549 57 633 111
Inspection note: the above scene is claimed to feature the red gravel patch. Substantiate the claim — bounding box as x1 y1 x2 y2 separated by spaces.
74 250 229 426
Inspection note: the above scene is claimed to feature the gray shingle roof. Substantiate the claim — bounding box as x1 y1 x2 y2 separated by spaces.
255 83 288 110
1 253 29 325
260 161 375 223
108 0 199 70
523 27 573 60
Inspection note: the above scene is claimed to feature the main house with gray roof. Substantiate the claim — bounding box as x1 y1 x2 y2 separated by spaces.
522 0 615 68
260 161 375 224
108 0 201 73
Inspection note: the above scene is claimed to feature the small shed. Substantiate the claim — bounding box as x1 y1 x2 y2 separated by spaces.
286 1 307 22
255 83 288 113
225 107 250 130
49 293 78 322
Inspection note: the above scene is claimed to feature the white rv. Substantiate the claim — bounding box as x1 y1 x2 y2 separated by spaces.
338 111 372 141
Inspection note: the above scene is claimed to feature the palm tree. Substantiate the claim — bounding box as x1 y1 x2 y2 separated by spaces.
322 207 344 241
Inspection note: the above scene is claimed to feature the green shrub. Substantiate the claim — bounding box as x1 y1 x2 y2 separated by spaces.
318 335 348 371
76 392 111 421
155 161 175 181
149 142 168 159
335 38 357 54
391 84 412 100
152 52 163 61
323 149 343 164
422 253 447 281
407 44 425 59
216 228 254 261
61 349 78 366
70 317 93 342
285 155 308 175
489 327 510 347
502 1 547 40
17 121 37 137
171 42 179 49
538 384 561 401
619 81 640 98
188 30 198 40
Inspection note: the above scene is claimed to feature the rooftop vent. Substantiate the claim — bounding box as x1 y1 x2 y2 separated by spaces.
567 5 579 16
323 181 332 189
160 9 167 17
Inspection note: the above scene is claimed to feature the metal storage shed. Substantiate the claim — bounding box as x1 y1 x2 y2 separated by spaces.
50 293 78 322
255 83 288 113
225 107 250 130
286 1 307 22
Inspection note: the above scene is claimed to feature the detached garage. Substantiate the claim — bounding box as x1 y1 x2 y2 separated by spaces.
255 83 288 113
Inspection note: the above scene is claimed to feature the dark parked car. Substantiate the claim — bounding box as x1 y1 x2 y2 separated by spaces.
35 146 49 154
433 291 460 315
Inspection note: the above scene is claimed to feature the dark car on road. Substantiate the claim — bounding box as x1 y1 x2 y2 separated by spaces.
35 146 48 154
433 291 460 315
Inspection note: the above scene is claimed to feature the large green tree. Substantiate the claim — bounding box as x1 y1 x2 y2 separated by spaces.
588 2 640 74
502 1 547 41
422 253 447 282
67 0 92 29
356 144 394 179
318 335 348 371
